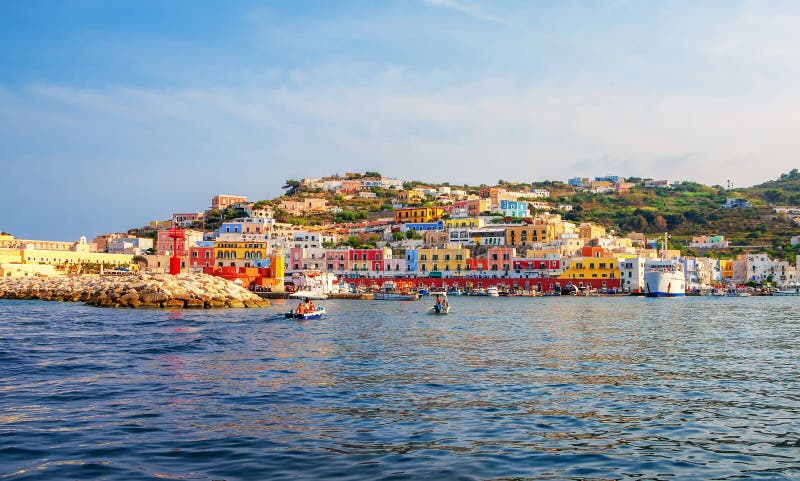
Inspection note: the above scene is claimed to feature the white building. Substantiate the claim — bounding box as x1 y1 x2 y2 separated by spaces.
528 189 550 198
618 256 647 293
292 232 323 249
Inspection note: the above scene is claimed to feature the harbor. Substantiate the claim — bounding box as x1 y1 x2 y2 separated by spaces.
2 296 798 480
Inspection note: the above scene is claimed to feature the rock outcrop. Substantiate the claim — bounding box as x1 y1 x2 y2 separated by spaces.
0 273 271 309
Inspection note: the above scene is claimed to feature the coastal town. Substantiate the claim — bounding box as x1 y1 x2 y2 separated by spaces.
2 171 800 299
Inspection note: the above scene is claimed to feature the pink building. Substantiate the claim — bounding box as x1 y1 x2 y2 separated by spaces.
325 249 350 274
172 212 204 228
212 194 248 210
487 247 516 272
156 229 204 257
278 198 329 216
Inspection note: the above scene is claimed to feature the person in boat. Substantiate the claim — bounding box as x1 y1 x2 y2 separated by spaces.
434 295 443 313
296 298 309 314
307 299 316 312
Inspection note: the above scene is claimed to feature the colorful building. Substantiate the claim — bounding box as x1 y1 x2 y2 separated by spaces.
156 229 204 257
499 200 529 218
394 207 444 224
172 212 204 228
560 255 619 281
487 247 516 272
444 217 484 229
505 224 557 247
417 247 470 274
278 198 329 216
189 241 215 269
213 240 268 267
348 248 385 274
511 257 563 278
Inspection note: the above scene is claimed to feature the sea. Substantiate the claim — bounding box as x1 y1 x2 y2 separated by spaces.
1 296 798 480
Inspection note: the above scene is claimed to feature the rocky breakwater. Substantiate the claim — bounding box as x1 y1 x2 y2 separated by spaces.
0 273 271 308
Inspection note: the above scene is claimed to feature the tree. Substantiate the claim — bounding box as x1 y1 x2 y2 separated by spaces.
763 189 786 204
392 231 405 242
282 179 301 196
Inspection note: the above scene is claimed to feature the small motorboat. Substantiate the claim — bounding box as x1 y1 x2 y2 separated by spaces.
285 307 326 320
429 305 450 315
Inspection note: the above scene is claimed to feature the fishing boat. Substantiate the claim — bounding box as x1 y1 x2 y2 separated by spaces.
285 307 326 320
373 281 419 301
726 285 751 297
772 282 800 296
644 234 686 297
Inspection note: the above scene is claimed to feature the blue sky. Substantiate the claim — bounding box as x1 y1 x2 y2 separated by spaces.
2 0 799 240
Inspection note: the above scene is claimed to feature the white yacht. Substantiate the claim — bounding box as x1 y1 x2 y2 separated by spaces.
486 286 500 297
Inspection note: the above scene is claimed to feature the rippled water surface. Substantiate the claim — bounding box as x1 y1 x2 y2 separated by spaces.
1 297 799 480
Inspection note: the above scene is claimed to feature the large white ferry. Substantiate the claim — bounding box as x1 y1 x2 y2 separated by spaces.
644 234 686 297
644 260 686 297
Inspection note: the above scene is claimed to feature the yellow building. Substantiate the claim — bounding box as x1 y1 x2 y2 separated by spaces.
560 256 619 280
444 217 484 229
578 223 607 240
418 247 470 274
720 259 735 280
21 248 132 267
1 263 57 278
400 190 426 205
505 224 558 246
214 241 268 264
0 248 22 264
394 207 444 224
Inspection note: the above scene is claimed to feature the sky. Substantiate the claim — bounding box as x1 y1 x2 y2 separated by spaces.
2 0 799 240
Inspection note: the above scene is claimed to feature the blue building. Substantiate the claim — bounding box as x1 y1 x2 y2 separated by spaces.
567 177 584 187
595 175 621 183
218 222 243 235
404 220 445 232
405 249 419 273
499 200 529 218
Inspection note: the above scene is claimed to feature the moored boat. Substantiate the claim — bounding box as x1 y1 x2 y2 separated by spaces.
486 286 500 297
772 282 800 296
726 285 751 297
373 281 419 301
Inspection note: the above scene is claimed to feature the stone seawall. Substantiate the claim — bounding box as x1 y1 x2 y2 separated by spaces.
0 273 271 308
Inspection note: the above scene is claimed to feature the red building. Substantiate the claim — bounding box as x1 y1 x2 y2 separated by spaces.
348 248 384 273
512 258 562 277
189 243 215 269
465 258 489 272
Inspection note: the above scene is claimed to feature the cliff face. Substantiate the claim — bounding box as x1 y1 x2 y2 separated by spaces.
0 273 271 309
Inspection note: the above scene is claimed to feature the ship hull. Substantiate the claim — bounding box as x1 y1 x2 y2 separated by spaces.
644 271 686 297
